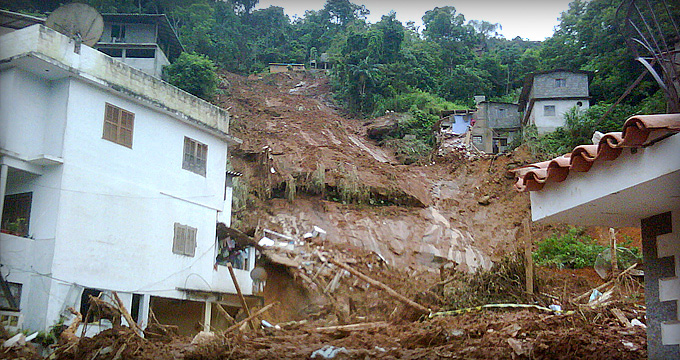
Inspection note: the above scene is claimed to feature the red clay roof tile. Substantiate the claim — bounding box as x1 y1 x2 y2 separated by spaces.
513 114 680 192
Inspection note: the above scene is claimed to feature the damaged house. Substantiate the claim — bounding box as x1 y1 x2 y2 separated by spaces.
470 99 521 154
0 13 258 336
519 69 592 134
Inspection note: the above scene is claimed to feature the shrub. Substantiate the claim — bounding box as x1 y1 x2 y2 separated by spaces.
533 227 606 269
163 52 218 100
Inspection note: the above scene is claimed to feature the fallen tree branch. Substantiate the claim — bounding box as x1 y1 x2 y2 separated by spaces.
572 263 638 303
113 291 142 337
60 307 82 344
224 302 279 333
329 258 430 315
429 303 574 318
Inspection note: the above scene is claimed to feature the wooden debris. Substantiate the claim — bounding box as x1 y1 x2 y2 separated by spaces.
215 303 235 325
227 262 256 330
524 219 534 294
315 321 388 332
611 308 632 327
224 302 279 333
60 307 82 344
329 258 430 315
609 228 618 278
112 291 141 337
572 263 638 303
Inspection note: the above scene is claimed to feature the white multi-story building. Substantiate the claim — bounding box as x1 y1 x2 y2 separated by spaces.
519 69 592 134
0 22 256 336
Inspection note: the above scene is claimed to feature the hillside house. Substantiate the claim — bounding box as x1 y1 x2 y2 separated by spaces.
519 69 592 134
0 24 259 336
269 63 306 73
471 101 521 154
514 114 680 359
95 14 184 78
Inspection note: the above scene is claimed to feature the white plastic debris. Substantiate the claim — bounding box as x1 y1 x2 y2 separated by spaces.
621 340 637 351
261 320 274 328
311 345 349 359
191 331 216 345
631 319 647 329
303 232 314 239
258 237 275 247
549 304 562 312
25 332 39 342
312 226 327 239
588 289 602 303
270 167 276 174
3 333 26 348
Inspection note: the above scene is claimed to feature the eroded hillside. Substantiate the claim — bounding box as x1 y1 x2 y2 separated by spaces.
217 70 535 272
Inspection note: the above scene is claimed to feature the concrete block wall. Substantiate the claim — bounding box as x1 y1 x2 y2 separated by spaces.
642 211 680 359
532 71 589 98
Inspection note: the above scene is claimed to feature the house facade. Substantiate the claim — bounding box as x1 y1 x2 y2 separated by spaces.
471 101 521 154
514 114 680 359
95 14 184 78
518 69 592 134
0 24 255 335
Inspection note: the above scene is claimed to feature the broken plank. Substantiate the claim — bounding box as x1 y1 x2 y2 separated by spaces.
315 321 388 332
572 263 638 303
611 308 632 327
329 258 430 315
227 263 256 330
224 302 279 333
215 303 235 325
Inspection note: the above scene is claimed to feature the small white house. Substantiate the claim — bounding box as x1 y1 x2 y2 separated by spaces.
514 114 680 359
0 24 257 336
518 69 592 134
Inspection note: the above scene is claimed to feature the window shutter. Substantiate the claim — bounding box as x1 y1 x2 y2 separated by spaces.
186 226 197 257
172 223 184 255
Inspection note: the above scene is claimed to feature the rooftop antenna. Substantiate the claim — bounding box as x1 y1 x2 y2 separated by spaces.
45 3 104 53
621 0 680 112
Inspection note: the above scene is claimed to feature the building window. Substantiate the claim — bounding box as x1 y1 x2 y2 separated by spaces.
555 78 566 88
79 288 102 322
183 137 208 176
173 223 197 257
543 105 556 116
472 136 483 145
126 48 155 58
0 282 22 311
103 103 134 148
99 48 123 57
1 192 31 237
111 24 126 42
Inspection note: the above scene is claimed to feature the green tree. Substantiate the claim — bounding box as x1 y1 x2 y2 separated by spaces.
163 52 218 99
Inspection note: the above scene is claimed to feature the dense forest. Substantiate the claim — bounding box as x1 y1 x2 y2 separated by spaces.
6 0 678 157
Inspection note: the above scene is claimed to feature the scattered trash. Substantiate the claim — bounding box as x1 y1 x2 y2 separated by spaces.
621 340 638 351
311 345 349 359
631 319 647 329
589 289 603 303
258 237 275 247
549 304 562 312
191 331 216 345
3 333 26 348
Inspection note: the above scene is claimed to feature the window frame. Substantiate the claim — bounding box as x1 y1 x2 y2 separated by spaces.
543 105 556 116
173 223 197 257
182 137 208 177
555 78 566 88
103 103 135 148
1 192 32 237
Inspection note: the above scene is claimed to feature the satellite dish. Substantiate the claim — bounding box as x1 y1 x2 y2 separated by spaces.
46 3 104 47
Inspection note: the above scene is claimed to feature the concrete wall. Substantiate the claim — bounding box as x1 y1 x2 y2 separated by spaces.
532 71 589 98
642 211 680 359
101 23 156 43
0 25 230 137
484 103 520 129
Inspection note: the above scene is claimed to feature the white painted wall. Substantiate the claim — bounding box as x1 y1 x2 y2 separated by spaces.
530 99 589 134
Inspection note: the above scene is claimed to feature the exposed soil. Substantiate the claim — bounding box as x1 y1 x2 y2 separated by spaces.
2 70 646 359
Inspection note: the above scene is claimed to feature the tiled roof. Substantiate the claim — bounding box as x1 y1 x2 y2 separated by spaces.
513 114 680 192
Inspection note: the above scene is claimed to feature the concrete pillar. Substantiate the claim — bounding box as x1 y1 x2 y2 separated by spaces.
203 301 212 332
0 164 8 224
641 211 680 359
139 294 150 330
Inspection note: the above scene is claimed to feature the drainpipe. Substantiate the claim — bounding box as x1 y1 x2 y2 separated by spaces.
0 164 8 226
